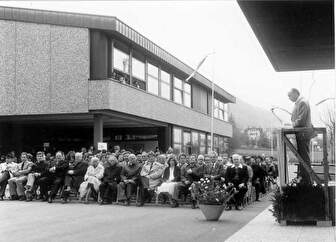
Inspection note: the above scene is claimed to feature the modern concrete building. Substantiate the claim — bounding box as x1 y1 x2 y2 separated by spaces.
0 6 235 155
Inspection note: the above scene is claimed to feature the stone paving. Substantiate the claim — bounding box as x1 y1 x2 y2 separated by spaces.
0 197 271 242
226 205 336 242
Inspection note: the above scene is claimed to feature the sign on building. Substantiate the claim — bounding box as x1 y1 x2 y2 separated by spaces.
98 142 108 151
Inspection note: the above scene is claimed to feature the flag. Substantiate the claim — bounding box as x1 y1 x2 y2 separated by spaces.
185 53 212 82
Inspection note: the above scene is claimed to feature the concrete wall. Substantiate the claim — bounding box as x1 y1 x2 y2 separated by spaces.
89 80 233 137
0 20 89 115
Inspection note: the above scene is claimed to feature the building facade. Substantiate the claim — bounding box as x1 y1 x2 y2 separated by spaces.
0 6 235 155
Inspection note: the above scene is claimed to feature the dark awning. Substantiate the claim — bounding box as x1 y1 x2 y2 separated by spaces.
238 0 334 71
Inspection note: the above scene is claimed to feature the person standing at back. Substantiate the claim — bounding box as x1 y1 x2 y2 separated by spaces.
288 88 315 185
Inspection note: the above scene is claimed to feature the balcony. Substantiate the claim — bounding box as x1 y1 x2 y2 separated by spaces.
88 79 233 137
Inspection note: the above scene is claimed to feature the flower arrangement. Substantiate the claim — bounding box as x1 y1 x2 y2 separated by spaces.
193 177 235 205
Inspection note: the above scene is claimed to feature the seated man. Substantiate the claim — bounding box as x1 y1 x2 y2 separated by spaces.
139 152 165 206
0 154 19 200
225 154 249 210
99 156 122 204
25 151 49 201
177 153 187 168
78 157 104 203
205 152 225 181
117 154 141 206
8 152 33 200
61 152 88 202
180 154 196 202
39 151 69 203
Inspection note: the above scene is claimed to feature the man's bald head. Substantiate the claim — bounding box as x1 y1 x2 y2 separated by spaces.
288 88 300 102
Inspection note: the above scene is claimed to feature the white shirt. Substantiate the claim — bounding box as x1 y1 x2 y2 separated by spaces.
168 167 175 181
231 164 243 169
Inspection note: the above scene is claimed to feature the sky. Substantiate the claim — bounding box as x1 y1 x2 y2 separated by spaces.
1 0 335 126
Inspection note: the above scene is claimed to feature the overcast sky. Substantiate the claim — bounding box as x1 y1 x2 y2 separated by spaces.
1 1 335 126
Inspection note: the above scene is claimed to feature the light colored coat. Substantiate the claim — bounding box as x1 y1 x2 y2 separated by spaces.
291 96 312 128
140 161 165 189
0 162 19 178
79 164 104 198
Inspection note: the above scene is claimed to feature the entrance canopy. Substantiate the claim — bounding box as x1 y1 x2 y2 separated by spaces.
238 0 334 71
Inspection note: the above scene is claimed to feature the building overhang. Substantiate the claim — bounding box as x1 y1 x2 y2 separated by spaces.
238 0 334 71
0 6 235 103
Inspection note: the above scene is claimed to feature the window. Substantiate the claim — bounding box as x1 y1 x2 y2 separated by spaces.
174 77 183 104
219 136 225 154
213 99 228 121
199 133 206 154
147 63 159 95
114 48 129 73
184 82 191 108
213 136 219 154
174 76 192 107
224 104 229 122
160 70 171 100
183 131 191 154
191 132 199 154
206 134 212 153
132 58 145 80
173 127 182 154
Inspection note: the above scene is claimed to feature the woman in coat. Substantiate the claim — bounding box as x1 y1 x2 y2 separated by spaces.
78 157 104 202
157 155 181 208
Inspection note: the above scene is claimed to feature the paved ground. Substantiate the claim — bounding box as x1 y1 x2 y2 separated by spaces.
226 205 336 242
0 195 271 242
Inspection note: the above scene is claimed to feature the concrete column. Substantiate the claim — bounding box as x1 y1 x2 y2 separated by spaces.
158 125 172 153
93 114 104 151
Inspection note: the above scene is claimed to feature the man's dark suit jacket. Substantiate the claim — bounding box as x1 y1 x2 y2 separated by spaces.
102 165 122 184
225 165 249 186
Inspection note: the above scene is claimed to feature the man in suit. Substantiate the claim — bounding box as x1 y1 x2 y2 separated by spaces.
225 154 249 210
288 88 314 184
139 152 165 206
61 152 88 203
25 151 49 201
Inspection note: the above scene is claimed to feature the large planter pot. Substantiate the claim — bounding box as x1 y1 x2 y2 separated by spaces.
199 204 225 221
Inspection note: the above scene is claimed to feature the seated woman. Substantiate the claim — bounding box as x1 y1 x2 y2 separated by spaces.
99 155 122 204
157 155 181 208
78 157 104 203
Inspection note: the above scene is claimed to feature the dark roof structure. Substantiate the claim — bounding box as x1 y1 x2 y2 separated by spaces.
0 6 236 103
238 0 334 71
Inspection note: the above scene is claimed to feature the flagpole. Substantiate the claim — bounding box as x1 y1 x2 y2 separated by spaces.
211 76 215 152
184 51 216 152
210 50 215 153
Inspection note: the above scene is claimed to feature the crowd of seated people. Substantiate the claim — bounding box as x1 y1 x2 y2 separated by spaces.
0 146 278 210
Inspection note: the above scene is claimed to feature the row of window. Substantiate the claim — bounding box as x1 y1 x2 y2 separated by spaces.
113 42 229 120
113 46 191 107
172 126 229 156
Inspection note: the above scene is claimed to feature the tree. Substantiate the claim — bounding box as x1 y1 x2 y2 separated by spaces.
319 105 335 163
228 115 241 152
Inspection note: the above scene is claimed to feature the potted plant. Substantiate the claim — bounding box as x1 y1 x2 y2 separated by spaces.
195 177 235 221
270 179 326 223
